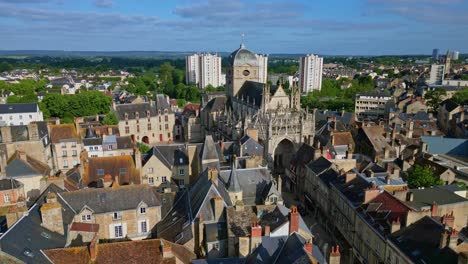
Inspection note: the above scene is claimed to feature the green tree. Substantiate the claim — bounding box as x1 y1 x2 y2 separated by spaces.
137 142 151 154
407 165 444 188
102 112 118 125
0 62 13 73
424 88 447 112
452 87 468 104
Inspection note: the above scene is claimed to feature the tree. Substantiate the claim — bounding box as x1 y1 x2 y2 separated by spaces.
136 142 151 154
424 88 447 112
407 165 444 188
0 62 13 73
102 112 118 125
452 87 468 104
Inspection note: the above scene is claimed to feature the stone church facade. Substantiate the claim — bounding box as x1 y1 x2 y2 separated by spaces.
205 43 315 172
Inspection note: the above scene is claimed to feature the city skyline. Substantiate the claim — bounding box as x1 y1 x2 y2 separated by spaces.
0 0 467 55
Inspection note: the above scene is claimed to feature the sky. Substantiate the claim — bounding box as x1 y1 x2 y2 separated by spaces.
0 0 467 55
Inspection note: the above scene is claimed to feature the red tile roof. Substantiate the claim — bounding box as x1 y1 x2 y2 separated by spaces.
70 222 100 233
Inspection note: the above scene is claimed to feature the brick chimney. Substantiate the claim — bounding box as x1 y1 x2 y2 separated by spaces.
442 211 455 228
161 241 173 259
390 217 401 233
213 196 224 222
304 239 313 254
264 225 270 236
439 230 449 249
250 221 262 252
40 193 64 235
449 229 459 249
431 201 438 217
363 184 380 204
289 206 299 234
329 246 341 264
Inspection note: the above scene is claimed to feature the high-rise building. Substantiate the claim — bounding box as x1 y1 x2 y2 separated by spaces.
255 54 268 84
185 53 222 89
452 51 459 61
432 49 439 60
429 64 445 85
299 54 323 93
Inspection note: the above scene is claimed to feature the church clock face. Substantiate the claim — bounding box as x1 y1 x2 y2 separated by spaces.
243 70 250 76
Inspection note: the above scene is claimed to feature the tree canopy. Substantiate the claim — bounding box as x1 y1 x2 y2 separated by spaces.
407 165 444 188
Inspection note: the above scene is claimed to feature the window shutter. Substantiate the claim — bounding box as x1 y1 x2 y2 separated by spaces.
109 224 114 239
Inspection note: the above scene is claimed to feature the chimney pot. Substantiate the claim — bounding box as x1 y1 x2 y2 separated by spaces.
289 206 299 234
304 240 313 254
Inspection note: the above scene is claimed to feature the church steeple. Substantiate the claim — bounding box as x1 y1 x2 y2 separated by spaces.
228 155 243 204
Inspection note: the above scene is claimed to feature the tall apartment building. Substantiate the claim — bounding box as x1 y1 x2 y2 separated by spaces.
452 51 459 61
432 48 439 60
255 54 268 84
429 64 445 85
185 53 222 89
445 50 452 74
299 54 323 93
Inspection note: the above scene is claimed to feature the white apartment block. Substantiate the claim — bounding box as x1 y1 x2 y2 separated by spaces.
429 64 445 85
355 93 392 119
186 53 222 89
256 54 268 84
299 54 323 93
0 103 44 126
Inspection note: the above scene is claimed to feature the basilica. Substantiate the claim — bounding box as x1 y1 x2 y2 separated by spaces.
202 43 315 172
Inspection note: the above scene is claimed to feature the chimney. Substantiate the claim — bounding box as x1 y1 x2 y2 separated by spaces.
250 221 262 252
329 246 341 264
40 193 64 235
18 151 27 161
363 184 380 204
345 171 356 183
304 239 313 254
208 168 219 186
239 236 250 257
408 121 414 138
89 234 98 261
134 148 142 172
264 225 270 236
277 175 282 193
442 211 455 228
406 191 414 202
107 126 113 135
161 241 173 259
431 201 438 217
449 229 459 249
439 230 448 249
289 206 299 234
213 196 224 222
385 174 391 184
390 218 401 233
102 174 113 188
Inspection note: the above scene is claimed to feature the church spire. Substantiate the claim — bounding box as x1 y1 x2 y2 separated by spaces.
240 33 245 49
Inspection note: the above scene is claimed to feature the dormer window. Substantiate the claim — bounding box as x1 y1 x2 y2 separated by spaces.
81 214 92 221
113 212 122 220
135 112 139 119
140 207 146 214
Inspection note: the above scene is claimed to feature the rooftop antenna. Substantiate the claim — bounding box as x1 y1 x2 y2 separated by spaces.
240 33 245 49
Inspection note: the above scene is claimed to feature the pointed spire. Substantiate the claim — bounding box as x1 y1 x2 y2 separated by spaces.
228 155 241 193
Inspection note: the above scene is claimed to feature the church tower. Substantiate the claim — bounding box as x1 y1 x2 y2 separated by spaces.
290 81 301 110
226 41 261 98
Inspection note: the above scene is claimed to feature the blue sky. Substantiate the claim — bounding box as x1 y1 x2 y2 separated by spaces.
0 0 467 55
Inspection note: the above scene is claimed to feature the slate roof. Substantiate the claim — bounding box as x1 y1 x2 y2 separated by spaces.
0 103 38 114
388 216 458 264
83 137 102 146
420 136 468 156
201 135 219 161
441 99 461 112
239 135 264 157
143 144 189 169
155 94 172 112
273 233 318 264
6 152 50 177
290 143 315 167
229 45 259 67
43 238 196 264
117 136 134 149
204 96 226 112
236 81 265 107
361 126 390 153
114 103 157 120
306 157 333 175
0 178 22 191
59 185 160 214
335 176 374 207
0 184 73 264
405 186 468 210
50 124 79 143
219 167 272 205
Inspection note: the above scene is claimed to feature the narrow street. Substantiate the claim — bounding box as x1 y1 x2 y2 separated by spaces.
282 191 355 264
